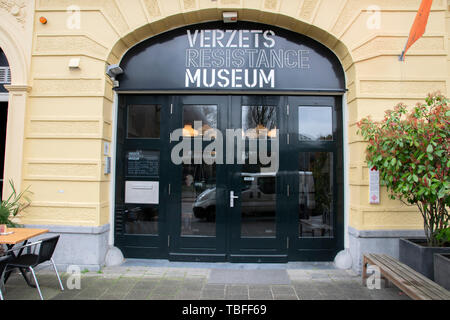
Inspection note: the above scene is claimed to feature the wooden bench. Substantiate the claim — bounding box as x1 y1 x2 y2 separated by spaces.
362 254 450 300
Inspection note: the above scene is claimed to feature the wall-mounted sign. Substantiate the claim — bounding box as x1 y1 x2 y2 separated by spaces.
125 181 159 204
117 22 345 93
369 168 380 204
126 150 159 177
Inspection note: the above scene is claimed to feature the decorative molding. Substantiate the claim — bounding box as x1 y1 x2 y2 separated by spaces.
0 0 27 27
3 84 31 92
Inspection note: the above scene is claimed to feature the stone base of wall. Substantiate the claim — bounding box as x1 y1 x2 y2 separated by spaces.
348 226 425 274
24 224 110 272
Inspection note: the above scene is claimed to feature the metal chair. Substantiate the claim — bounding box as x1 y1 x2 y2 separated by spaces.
0 255 13 300
5 235 64 300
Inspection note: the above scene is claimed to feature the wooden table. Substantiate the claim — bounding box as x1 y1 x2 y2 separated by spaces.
0 228 49 287
0 228 49 246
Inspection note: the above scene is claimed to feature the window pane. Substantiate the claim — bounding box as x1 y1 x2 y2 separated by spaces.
242 105 277 139
127 104 161 138
241 162 277 238
183 105 217 137
124 205 158 235
182 163 216 236
298 106 332 140
298 152 333 238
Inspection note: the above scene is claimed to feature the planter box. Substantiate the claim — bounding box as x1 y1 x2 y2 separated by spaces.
434 253 450 290
399 238 450 281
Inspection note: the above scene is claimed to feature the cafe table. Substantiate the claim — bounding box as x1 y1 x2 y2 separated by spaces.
0 228 49 287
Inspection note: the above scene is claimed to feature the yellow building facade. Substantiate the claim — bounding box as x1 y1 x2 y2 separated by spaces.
0 0 448 272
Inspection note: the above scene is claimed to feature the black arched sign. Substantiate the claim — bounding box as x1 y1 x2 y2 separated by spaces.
117 21 345 93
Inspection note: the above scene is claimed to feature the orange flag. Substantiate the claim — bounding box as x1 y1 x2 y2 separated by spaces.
400 0 433 61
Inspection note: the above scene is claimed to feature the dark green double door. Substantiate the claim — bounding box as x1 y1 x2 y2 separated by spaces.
115 95 343 261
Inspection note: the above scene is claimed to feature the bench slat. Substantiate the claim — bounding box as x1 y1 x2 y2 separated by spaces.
364 255 433 300
366 255 434 300
363 254 450 300
375 255 448 300
367 254 447 300
377 255 450 299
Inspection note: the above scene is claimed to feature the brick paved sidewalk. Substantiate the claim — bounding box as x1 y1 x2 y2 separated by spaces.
1 262 410 300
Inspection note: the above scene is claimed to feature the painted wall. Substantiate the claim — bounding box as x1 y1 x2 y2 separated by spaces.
1 0 448 232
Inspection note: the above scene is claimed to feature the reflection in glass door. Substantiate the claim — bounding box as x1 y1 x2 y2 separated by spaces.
168 96 228 260
298 152 333 238
228 96 288 261
115 95 343 262
287 96 344 261
114 95 170 259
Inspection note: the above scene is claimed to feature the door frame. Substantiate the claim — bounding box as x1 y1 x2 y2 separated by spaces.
167 95 229 261
286 96 344 261
114 94 171 258
227 95 289 262
113 94 344 262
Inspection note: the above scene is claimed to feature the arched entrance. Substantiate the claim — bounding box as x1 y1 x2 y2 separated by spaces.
113 21 345 262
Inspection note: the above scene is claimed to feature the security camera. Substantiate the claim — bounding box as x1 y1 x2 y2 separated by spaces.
106 64 123 79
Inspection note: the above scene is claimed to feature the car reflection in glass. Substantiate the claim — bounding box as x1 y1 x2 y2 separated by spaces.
193 171 315 222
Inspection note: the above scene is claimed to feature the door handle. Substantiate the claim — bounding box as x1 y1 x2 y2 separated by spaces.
230 191 239 208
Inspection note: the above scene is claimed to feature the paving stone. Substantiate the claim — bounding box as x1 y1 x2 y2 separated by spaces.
133 279 159 290
201 289 225 299
124 289 153 300
249 284 271 290
182 279 205 291
286 270 312 280
295 288 323 300
175 288 202 300
226 285 249 295
320 291 349 300
271 285 295 295
204 284 225 291
149 294 176 300
73 287 108 300
51 289 82 300
226 294 249 300
249 290 273 300
99 292 127 300
83 278 117 290
185 269 210 278
165 270 187 279
273 294 298 300
1 265 404 301
153 284 180 296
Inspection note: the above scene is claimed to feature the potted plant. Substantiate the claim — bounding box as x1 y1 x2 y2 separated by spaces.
434 225 450 289
357 92 449 280
0 180 31 255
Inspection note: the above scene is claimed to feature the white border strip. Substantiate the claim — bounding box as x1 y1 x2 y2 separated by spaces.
109 91 119 245
342 93 349 249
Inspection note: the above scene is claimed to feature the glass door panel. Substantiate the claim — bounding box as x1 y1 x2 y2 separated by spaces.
182 162 217 236
287 96 344 261
298 152 333 238
114 95 170 259
168 96 228 260
228 95 287 261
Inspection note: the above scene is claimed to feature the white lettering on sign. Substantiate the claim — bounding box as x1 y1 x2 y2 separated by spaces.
184 29 310 89
185 68 275 88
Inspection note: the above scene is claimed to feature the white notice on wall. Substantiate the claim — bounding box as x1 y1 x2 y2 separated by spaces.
125 181 159 204
369 168 380 204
